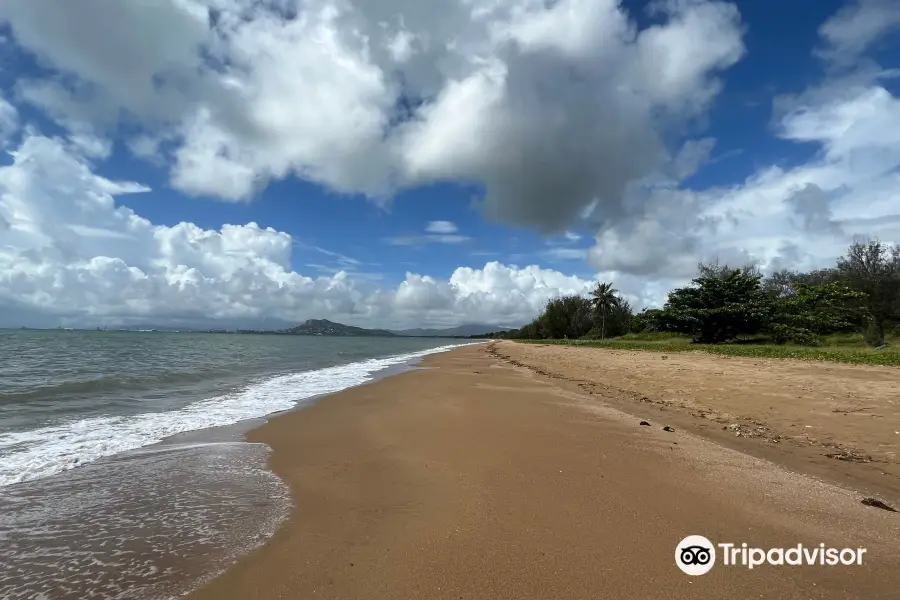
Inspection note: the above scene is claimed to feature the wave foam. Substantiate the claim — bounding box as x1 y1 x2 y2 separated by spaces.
0 343 475 487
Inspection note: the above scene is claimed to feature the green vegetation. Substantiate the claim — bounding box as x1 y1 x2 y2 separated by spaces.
589 282 621 340
654 264 774 343
519 336 900 366
473 239 900 366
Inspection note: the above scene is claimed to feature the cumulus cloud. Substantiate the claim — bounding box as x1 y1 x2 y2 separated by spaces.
731 77 900 235
0 0 744 229
0 0 897 326
583 7 900 285
381 261 599 325
0 132 596 328
613 79 899 279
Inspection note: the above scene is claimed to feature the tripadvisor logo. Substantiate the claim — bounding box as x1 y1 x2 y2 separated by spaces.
676 535 716 576
675 535 867 575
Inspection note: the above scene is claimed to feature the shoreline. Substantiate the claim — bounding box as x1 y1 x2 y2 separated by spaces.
186 342 900 600
0 339 477 600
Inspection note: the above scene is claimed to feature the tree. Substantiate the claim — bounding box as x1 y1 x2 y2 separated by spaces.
606 297 633 337
534 295 593 339
699 260 762 281
590 282 621 340
630 308 663 333
656 265 774 343
584 297 633 339
763 268 842 299
837 240 900 346
769 282 865 344
763 269 795 299
516 321 539 339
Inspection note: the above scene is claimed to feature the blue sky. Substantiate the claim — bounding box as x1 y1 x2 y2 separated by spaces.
0 0 899 329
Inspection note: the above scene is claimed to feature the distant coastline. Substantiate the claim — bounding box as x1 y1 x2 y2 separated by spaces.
6 319 511 339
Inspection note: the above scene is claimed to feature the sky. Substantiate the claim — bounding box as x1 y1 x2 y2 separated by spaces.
0 0 899 330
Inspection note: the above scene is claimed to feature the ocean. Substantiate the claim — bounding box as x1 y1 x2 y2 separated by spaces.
0 329 474 599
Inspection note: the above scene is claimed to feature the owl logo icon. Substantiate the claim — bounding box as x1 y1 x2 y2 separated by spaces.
676 535 716 575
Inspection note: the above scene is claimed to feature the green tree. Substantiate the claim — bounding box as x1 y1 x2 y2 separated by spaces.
763 268 842 299
606 297 633 337
531 295 593 339
699 260 762 281
584 297 633 339
516 321 539 339
769 282 865 344
657 265 774 343
590 282 621 340
630 308 663 333
836 240 900 346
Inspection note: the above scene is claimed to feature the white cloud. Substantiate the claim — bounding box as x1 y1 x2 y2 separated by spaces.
387 261 591 327
0 133 594 328
386 221 471 246
66 129 112 160
5 0 216 125
386 234 470 246
542 247 589 261
671 137 717 180
583 12 900 288
817 0 900 65
425 220 458 234
0 0 744 231
0 0 897 325
719 78 900 235
0 93 17 144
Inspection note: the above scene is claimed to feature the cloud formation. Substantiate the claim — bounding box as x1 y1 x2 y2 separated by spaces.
0 132 596 328
385 220 471 246
816 0 900 65
585 4 900 283
425 221 458 234
0 0 744 232
0 0 898 328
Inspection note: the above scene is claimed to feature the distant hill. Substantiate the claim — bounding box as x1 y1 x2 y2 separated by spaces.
282 319 398 337
392 324 513 337
69 319 503 338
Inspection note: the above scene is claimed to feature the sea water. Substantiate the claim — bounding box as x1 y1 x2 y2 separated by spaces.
0 330 473 599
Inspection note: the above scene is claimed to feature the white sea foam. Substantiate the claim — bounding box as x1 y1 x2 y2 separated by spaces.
0 343 477 487
0 440 290 600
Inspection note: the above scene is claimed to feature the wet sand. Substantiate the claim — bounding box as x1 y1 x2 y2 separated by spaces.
187 342 900 600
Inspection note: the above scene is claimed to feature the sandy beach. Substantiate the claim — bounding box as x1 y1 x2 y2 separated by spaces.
188 341 900 600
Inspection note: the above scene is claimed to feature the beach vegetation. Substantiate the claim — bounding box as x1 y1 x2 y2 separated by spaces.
652 264 773 343
589 282 621 340
519 336 900 366
471 239 900 364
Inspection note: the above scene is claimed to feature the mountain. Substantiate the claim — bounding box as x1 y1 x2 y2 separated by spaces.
281 319 398 337
391 324 513 337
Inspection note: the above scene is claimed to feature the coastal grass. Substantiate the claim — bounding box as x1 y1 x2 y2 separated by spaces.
516 333 900 366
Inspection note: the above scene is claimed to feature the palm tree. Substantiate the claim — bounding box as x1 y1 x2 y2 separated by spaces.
590 282 620 340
